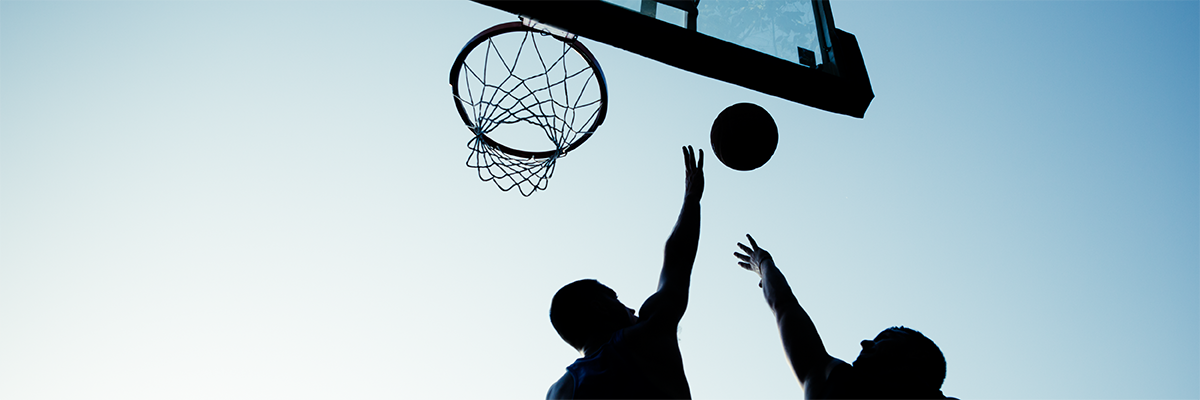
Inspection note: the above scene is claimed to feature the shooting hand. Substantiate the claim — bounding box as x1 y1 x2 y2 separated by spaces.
683 145 704 202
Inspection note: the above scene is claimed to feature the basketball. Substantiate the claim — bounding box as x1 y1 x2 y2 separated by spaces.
710 103 778 171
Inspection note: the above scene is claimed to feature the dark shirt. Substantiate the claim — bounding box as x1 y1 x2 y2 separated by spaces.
565 329 673 399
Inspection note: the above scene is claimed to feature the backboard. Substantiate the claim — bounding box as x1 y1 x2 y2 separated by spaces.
469 0 874 118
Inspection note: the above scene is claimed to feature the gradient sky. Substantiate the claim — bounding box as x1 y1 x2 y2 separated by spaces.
2 1 1197 399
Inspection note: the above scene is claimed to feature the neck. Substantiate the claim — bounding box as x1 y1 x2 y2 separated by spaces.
579 340 604 357
578 330 619 357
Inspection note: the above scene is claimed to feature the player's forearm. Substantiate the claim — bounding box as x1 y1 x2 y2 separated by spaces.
660 197 700 290
760 260 799 318
761 262 831 383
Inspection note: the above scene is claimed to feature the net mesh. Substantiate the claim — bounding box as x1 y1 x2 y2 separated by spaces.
454 26 605 196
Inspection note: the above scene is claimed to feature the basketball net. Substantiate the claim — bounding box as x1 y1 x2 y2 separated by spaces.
452 19 607 196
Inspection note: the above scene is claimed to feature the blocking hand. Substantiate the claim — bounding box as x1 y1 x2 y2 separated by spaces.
734 234 772 287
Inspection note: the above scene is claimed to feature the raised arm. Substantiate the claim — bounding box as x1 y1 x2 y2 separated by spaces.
735 235 846 397
640 146 703 327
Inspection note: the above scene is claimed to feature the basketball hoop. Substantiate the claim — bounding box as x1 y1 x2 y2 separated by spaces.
449 19 608 196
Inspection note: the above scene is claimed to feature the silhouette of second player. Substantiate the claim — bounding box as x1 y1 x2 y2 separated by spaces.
735 234 955 399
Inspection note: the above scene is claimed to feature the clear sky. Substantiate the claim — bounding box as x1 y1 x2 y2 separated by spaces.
1 1 1196 399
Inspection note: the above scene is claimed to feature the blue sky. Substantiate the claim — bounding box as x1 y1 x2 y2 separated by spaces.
1 1 1196 399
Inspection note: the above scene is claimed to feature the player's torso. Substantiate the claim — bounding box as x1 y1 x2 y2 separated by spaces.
616 326 691 398
568 328 690 399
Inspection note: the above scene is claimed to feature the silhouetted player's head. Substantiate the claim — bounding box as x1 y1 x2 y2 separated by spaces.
550 279 637 351
853 326 947 398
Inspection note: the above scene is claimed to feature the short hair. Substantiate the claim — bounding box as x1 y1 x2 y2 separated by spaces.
890 326 947 391
550 279 616 350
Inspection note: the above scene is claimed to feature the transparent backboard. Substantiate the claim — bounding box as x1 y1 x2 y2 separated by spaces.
607 0 828 69
470 0 874 118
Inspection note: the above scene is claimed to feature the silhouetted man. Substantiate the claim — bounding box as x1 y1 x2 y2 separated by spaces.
546 146 703 399
734 234 955 399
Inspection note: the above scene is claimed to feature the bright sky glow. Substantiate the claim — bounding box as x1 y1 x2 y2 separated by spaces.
1 1 1196 399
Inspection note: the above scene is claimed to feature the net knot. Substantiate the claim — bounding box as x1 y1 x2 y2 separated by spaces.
470 125 487 138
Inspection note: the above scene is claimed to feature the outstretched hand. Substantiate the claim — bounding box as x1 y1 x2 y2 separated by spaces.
734 234 772 287
682 146 704 202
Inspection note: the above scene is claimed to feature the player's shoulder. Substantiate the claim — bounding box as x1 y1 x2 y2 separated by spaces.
823 357 852 379
804 357 853 398
630 293 683 332
546 370 574 400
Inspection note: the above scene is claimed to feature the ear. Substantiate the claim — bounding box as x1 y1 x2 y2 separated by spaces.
583 299 613 325
585 299 605 313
